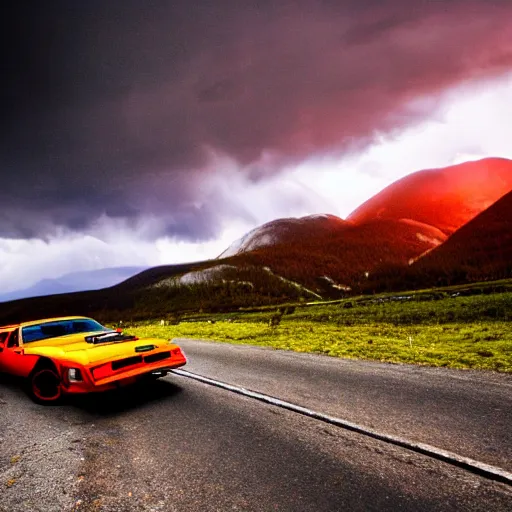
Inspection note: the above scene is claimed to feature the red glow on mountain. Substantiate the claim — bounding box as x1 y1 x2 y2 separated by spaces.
347 158 512 235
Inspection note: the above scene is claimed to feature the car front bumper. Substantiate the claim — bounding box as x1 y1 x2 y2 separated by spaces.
61 351 187 394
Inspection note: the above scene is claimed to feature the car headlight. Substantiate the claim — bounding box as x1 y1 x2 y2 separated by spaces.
68 368 83 382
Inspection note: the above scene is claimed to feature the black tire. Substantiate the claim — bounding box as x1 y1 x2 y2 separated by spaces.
27 363 62 405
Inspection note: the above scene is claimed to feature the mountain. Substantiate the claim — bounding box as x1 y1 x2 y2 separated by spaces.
347 157 512 235
0 266 148 303
220 214 351 257
409 189 512 284
221 214 447 292
219 158 512 292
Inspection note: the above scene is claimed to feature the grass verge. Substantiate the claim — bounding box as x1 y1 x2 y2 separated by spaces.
121 287 512 372
128 317 512 373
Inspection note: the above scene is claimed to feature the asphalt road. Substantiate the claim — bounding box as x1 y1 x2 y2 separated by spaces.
176 339 512 472
0 340 510 512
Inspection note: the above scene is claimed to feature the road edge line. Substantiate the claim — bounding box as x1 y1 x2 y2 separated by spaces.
171 368 512 487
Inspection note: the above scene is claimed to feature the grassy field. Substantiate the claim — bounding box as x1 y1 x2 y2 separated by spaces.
126 289 512 372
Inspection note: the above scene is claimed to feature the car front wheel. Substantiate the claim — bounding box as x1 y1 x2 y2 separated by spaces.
28 367 62 404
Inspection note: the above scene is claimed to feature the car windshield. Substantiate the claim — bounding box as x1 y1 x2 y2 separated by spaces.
22 319 108 343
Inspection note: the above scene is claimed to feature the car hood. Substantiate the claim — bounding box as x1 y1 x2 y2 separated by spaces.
23 332 176 366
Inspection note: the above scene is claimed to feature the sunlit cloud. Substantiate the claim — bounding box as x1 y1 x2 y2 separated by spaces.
289 72 512 218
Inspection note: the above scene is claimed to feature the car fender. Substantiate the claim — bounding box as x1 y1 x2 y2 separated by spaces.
19 348 65 377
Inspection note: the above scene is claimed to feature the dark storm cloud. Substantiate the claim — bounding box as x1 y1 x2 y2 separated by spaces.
2 0 512 239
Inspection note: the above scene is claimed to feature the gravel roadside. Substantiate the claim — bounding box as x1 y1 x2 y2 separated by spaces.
0 378 85 512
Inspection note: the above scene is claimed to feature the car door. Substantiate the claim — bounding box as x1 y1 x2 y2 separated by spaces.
0 331 9 365
0 328 36 377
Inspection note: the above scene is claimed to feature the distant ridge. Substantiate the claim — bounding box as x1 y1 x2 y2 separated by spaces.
0 266 148 303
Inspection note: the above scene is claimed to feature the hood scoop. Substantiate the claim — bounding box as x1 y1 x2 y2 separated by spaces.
85 331 138 345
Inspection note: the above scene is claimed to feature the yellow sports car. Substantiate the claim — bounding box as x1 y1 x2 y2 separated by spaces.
0 316 186 404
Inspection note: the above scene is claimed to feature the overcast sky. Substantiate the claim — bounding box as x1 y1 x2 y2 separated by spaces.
2 0 512 293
